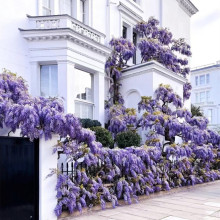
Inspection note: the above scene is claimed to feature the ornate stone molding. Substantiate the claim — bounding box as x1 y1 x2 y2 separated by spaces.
177 0 198 17
25 14 106 43
19 28 111 57
118 2 143 22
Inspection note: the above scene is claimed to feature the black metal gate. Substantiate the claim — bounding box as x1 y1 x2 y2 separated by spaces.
0 137 39 220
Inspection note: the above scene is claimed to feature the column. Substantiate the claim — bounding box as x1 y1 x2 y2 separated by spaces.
39 135 59 220
58 61 75 114
94 72 105 126
30 61 40 97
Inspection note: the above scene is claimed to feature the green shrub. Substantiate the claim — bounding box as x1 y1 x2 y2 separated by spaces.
115 130 141 148
80 118 101 128
90 126 114 148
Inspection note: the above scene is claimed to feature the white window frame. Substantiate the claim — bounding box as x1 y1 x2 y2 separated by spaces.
207 109 213 123
41 0 53 15
80 0 86 23
74 68 94 119
59 0 73 16
200 91 206 103
195 93 199 103
121 19 140 65
199 75 205 85
195 76 198 86
40 64 58 97
206 73 210 84
206 91 210 102
195 73 210 86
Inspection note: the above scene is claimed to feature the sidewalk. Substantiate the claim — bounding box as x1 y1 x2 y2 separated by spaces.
61 180 220 220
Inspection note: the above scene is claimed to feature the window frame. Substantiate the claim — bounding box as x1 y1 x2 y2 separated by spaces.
80 0 87 24
195 76 198 86
206 90 210 102
199 91 206 103
195 93 199 103
42 0 52 15
59 0 72 16
206 73 210 84
199 75 205 85
75 99 94 119
40 64 58 98
207 109 213 123
195 73 210 86
121 20 139 65
74 68 94 119
132 29 138 64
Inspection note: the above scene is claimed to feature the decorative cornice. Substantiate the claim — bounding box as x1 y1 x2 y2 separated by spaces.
118 2 143 22
177 0 198 17
19 28 111 57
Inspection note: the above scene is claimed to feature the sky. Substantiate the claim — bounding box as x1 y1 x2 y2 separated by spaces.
190 0 220 68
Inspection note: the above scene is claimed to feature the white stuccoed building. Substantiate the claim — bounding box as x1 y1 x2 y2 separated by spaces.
0 0 198 125
191 61 220 129
0 1 198 220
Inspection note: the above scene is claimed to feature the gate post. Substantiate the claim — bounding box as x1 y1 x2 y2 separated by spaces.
39 135 58 220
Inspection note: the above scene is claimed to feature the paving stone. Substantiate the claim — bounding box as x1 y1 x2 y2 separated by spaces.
120 207 169 220
161 217 189 220
204 202 220 208
97 209 122 217
211 211 220 218
167 210 205 220
74 215 114 220
104 212 152 220
132 204 175 215
202 217 220 220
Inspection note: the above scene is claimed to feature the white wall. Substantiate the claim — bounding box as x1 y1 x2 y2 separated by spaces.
39 136 58 220
161 0 191 41
0 0 38 87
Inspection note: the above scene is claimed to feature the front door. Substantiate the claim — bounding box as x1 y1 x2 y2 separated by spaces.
0 137 39 220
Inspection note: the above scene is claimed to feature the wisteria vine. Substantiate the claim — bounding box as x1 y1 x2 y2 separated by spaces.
136 17 191 77
0 69 220 217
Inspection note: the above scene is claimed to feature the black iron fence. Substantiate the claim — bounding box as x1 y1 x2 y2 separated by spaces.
60 158 105 182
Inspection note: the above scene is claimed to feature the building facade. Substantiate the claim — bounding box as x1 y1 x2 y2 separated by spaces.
0 0 197 125
191 61 220 129
0 1 198 220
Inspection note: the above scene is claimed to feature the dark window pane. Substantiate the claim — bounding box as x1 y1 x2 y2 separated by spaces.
133 31 137 64
123 26 127 39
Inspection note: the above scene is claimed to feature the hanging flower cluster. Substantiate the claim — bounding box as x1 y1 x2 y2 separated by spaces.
105 38 136 105
135 17 191 77
183 82 192 101
0 71 101 155
107 105 138 137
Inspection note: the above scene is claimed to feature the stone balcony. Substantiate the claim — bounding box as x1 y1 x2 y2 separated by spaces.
19 15 110 57
24 14 105 44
